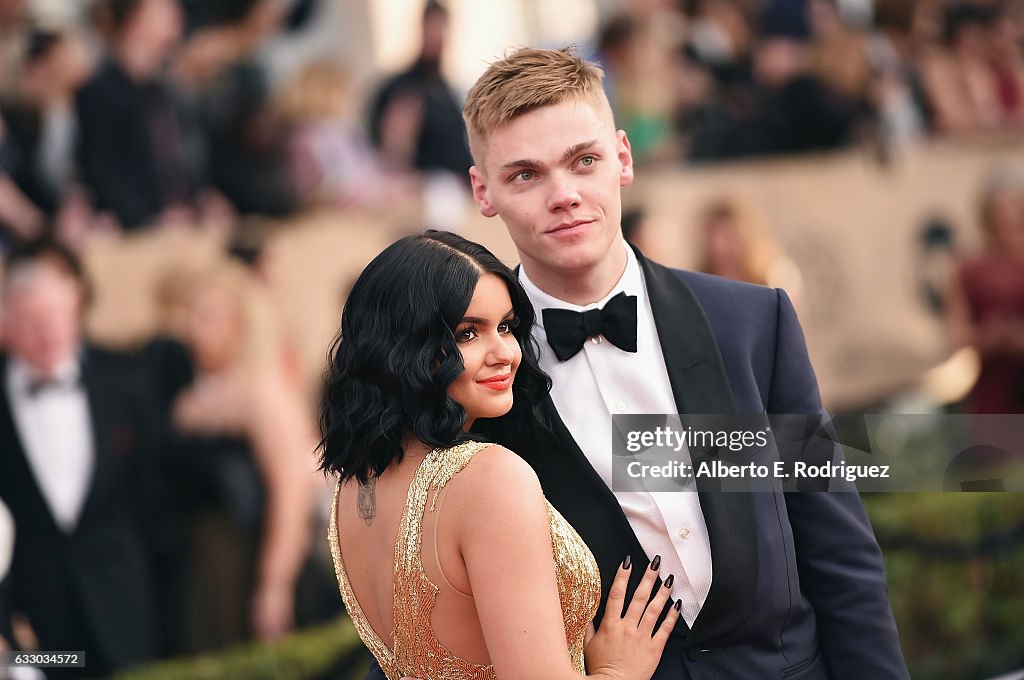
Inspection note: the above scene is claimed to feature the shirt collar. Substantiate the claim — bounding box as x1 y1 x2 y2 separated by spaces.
520 240 644 327
7 353 82 396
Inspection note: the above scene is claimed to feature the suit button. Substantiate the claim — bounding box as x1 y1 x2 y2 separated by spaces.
686 647 712 662
678 528 690 540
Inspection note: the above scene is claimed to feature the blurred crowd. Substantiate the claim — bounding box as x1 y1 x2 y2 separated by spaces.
0 0 1023 247
0 0 425 250
594 0 1024 164
0 0 1022 678
0 236 343 679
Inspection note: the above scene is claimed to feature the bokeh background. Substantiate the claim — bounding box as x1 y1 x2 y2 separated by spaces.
0 0 1023 678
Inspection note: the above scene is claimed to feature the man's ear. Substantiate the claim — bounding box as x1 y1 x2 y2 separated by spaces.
469 166 498 217
616 130 635 188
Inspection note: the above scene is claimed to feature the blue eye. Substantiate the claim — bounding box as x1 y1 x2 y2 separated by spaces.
517 170 534 182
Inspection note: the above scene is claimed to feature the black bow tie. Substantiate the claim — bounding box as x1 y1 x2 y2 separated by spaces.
25 376 79 398
542 292 638 361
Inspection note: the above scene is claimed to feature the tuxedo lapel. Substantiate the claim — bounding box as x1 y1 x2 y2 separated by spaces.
635 248 759 646
75 349 111 530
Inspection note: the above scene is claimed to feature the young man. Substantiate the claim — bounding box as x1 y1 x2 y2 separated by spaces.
373 47 909 679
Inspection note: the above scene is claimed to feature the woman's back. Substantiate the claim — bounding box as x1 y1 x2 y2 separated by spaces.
331 441 600 680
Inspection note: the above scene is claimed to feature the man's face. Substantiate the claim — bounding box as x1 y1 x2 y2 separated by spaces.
1 268 81 376
421 10 448 62
469 98 634 282
125 0 183 60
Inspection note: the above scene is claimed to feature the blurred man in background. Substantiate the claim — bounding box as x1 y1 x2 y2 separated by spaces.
369 0 472 179
1 29 93 220
0 239 162 678
76 0 204 230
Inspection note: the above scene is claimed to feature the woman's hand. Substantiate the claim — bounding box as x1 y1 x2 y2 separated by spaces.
251 580 295 641
584 555 680 680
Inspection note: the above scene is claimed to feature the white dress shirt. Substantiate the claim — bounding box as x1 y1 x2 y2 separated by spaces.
5 356 95 534
520 241 713 626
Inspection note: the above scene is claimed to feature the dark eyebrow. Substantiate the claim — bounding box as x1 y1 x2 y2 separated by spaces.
562 140 599 162
499 158 544 173
499 141 599 173
458 308 515 324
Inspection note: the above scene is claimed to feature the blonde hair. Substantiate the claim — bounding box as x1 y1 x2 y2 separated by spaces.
463 46 608 162
276 59 351 124
184 261 282 377
697 197 779 287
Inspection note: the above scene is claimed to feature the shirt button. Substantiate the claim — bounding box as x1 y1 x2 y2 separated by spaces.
614 401 627 413
678 528 691 540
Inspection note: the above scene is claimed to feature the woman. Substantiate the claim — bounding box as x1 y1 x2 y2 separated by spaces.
948 176 1024 414
696 196 805 313
170 262 320 648
319 231 679 679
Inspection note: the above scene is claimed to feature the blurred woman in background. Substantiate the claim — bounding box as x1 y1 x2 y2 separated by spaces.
276 59 415 212
948 174 1024 414
168 261 320 650
695 196 804 311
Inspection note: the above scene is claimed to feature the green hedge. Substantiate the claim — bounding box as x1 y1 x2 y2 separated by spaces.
111 617 369 680
112 494 1024 680
864 492 1024 680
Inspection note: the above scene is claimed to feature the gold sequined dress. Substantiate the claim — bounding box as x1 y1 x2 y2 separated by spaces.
329 441 601 680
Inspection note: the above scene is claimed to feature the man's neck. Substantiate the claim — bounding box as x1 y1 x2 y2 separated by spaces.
521 242 629 306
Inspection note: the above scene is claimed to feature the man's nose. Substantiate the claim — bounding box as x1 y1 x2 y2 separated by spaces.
546 172 582 212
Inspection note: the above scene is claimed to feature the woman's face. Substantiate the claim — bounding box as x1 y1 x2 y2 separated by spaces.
187 284 243 373
986 190 1024 251
446 273 522 427
704 216 743 273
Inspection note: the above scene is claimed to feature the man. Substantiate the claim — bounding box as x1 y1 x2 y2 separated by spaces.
379 46 908 679
76 0 202 230
368 1 473 179
0 239 161 678
2 29 94 219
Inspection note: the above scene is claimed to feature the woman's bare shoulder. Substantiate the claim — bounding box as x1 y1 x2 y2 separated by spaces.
442 444 545 520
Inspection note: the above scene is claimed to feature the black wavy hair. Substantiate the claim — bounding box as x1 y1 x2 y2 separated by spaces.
317 229 550 483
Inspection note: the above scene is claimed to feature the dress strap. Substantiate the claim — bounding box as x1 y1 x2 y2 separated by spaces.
394 440 493 600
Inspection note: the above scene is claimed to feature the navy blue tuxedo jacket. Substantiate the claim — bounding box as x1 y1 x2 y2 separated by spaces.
365 250 909 679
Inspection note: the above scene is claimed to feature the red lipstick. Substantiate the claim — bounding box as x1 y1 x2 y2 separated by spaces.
477 373 512 391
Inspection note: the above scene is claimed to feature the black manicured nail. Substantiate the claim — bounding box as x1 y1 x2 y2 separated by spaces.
674 600 682 611
664 574 674 588
622 554 631 569
651 555 661 571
